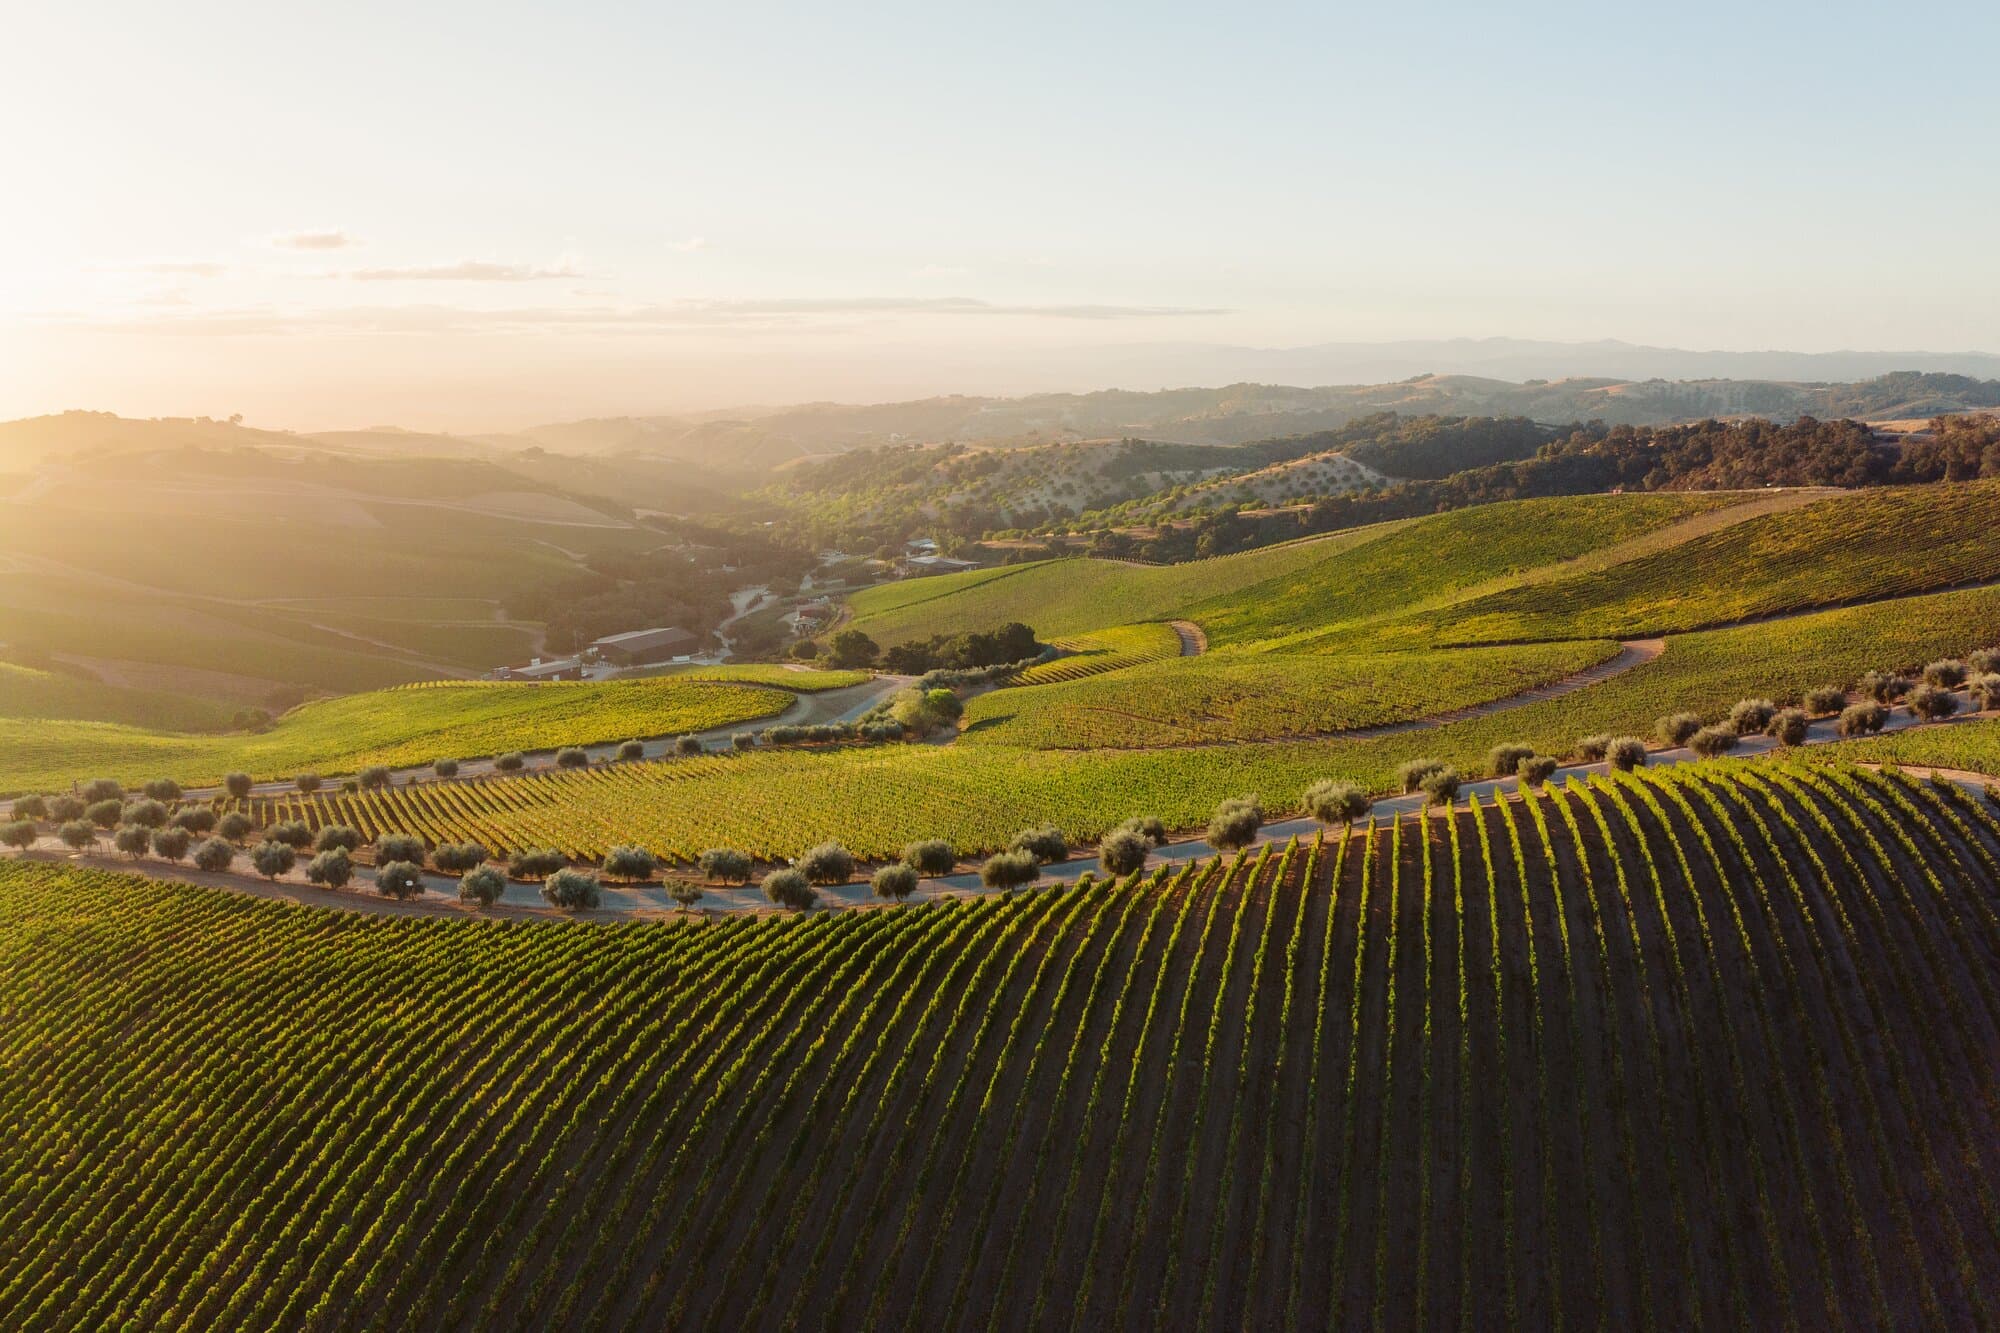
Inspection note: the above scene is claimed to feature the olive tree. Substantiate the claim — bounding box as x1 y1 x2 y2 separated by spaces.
1486 743 1534 777
459 866 507 907
250 840 297 880
555 747 589 769
59 820 98 851
375 860 426 900
1604 737 1648 772
1302 779 1371 829
796 842 856 885
120 798 169 829
1207 796 1263 851
432 842 490 874
173 807 217 835
508 848 568 881
150 826 192 862
142 778 183 802
1419 767 1462 806
265 820 313 849
603 845 658 881
81 778 124 804
1115 815 1168 846
86 799 123 830
1803 687 1847 716
697 847 753 884
670 881 704 911
433 758 460 779
359 766 393 790
1728 699 1778 735
1655 713 1702 747
1575 735 1613 761
295 773 323 795
1906 684 1959 721
306 848 355 888
1396 758 1444 793
1 819 39 851
978 851 1040 889
217 811 255 842
49 796 85 822
1837 701 1889 737
675 735 703 756
1971 673 2000 712
871 863 920 901
762 867 817 910
1767 708 1809 747
375 833 425 865
1008 825 1068 865
617 740 645 762
1097 829 1152 877
113 824 151 858
901 839 957 877
11 795 48 820
1688 726 1739 758
1922 659 1969 689
1519 756 1559 788
495 751 527 773
313 824 364 854
192 836 236 872
225 772 254 799
540 868 600 908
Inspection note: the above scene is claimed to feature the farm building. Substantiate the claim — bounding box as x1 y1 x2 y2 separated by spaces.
589 626 700 667
905 553 979 575
496 656 585 682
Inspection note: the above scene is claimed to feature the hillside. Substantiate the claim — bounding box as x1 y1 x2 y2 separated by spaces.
2 762 1993 1327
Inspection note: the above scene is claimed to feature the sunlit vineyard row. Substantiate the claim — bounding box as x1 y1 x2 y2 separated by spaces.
4 761 1995 1327
1007 622 1184 687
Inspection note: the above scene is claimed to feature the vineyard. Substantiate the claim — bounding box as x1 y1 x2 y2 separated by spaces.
0 675 798 794
966 639 1617 749
1006 622 1185 687
3 761 1996 1327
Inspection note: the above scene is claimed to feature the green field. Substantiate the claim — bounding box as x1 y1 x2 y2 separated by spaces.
653 663 872 691
0 662 236 732
0 676 797 793
964 640 1617 749
1009 622 1185 687
3 762 1994 1325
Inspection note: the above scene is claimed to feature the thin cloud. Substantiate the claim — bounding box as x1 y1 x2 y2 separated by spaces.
668 236 708 253
271 229 358 251
90 260 228 277
912 264 972 279
340 258 585 282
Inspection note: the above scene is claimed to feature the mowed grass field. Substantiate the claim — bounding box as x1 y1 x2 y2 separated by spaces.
2 762 1994 1327
0 675 818 793
232 582 2000 861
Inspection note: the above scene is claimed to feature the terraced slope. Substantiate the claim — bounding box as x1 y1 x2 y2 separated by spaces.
2 762 1994 1327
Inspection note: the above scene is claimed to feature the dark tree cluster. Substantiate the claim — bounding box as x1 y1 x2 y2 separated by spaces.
879 622 1040 676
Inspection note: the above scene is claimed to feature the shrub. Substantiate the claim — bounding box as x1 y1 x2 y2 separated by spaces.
1768 708 1809 747
1727 699 1777 735
224 772 253 799
141 778 182 802
1837 701 1889 737
796 842 857 885
1922 659 1969 688
1688 725 1739 758
1419 767 1462 806
459 866 507 907
1097 829 1152 876
617 740 645 762
120 798 169 829
113 824 152 858
192 836 236 872
555 747 589 769
541 868 601 910
670 882 704 911
359 765 392 790
314 824 364 854
508 848 567 881
762 867 817 910
979 851 1041 889
1 820 38 850
1803 687 1847 716
1519 755 1559 788
1486 743 1535 777
1605 737 1649 771
675 735 702 755
1656 712 1702 747
1303 779 1371 827
249 841 297 880
375 860 426 900
1397 758 1444 793
85 800 123 829
49 796 85 822
11 795 48 820
698 847 753 884
375 833 425 865
305 848 354 888
266 820 313 849
1575 734 1613 761
494 751 526 773
59 820 98 850
872 863 920 901
295 773 323 794
217 811 255 842
1207 796 1263 851
732 733 756 751
1116 815 1168 846
1860 671 1910 703
1008 825 1069 865
150 827 191 862
172 807 217 834
81 778 124 804
1971 647 2000 674
902 840 957 876
431 841 490 874
603 845 658 881
1906 683 1959 721
433 758 460 779
1971 673 2000 711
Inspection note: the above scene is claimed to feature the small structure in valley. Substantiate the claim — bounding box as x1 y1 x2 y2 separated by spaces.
589 626 700 667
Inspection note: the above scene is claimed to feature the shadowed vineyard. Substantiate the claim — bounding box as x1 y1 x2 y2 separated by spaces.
0 761 1996 1328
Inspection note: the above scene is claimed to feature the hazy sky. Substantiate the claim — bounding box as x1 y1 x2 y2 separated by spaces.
3 0 1995 429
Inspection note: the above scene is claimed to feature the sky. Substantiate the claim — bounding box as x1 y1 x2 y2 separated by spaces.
2 0 1996 430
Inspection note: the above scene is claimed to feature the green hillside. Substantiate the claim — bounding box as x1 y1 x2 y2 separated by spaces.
2 763 1993 1326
